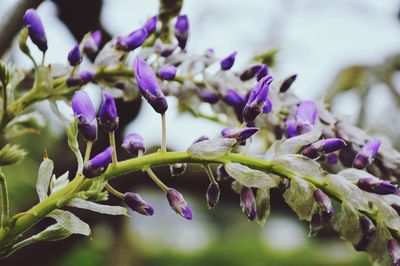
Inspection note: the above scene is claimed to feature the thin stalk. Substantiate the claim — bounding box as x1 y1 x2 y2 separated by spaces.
27 54 38 70
108 132 118 167
0 172 9 228
204 165 217 184
84 141 93 163
41 52 45 66
161 113 167 152
145 168 169 192
105 183 124 199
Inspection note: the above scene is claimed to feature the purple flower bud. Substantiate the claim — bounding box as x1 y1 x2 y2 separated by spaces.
354 236 369 252
144 16 157 35
262 98 272 113
157 64 177 80
133 57 168 114
122 133 145 156
166 188 192 220
239 64 263 81
357 177 397 195
313 189 333 221
71 91 98 142
223 89 247 108
124 192 154 216
206 183 220 208
116 28 148 51
196 87 220 104
82 30 102 54
243 75 273 123
99 92 119 132
280 74 297 93
359 216 376 238
170 163 187 177
285 115 298 138
174 15 189 49
302 138 346 159
326 153 338 164
66 70 96 87
240 187 256 221
154 40 177 57
388 239 400 265
67 44 82 66
220 51 237 71
353 140 381 169
217 165 230 181
83 147 112 178
23 9 47 52
221 127 259 142
309 212 323 237
295 100 318 134
255 64 269 81
193 135 209 144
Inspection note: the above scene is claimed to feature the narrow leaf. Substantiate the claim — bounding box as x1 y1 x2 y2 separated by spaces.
188 138 236 159
67 198 128 216
256 188 270 225
225 163 278 188
36 158 54 202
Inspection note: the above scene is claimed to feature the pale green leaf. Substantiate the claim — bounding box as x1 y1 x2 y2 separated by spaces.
256 188 270 225
67 198 128 216
271 154 325 180
66 119 83 172
188 138 236 159
332 203 362 245
225 163 278 188
50 171 70 194
36 158 54 202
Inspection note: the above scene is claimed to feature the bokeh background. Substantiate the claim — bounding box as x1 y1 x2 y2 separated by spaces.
1 0 400 265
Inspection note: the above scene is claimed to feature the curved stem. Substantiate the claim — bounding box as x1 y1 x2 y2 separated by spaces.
105 183 124 199
145 168 169 192
0 172 8 228
84 141 93 163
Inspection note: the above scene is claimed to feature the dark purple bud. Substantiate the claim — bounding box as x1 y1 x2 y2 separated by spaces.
295 100 318 134
313 189 333 221
154 39 177 57
357 177 397 195
174 15 189 49
72 91 98 142
255 64 269 81
196 87 220 104
388 239 400 265
122 133 145 156
144 16 157 35
67 44 82 66
99 92 119 132
240 186 257 221
243 75 273 123
23 9 47 52
166 188 192 220
83 147 112 178
170 163 187 177
220 51 237 71
192 135 209 144
285 115 298 138
221 127 258 142
239 64 263 81
302 138 346 159
82 30 102 54
309 212 323 237
353 140 381 169
280 74 297 93
359 216 376 238
206 183 220 208
223 89 246 108
124 192 154 216
66 70 96 87
157 64 177 80
133 57 168 114
326 153 338 164
354 236 369 252
217 165 230 181
116 28 148 51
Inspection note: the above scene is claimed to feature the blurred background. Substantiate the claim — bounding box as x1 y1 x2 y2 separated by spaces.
1 0 400 265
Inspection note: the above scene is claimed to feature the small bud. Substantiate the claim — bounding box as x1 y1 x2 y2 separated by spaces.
174 15 189 49
206 183 220 208
223 88 246 108
83 147 112 178
353 140 381 169
157 64 177 80
23 9 47 52
295 100 318 134
217 165 230 181
280 74 297 93
166 188 192 220
221 127 259 142
133 57 168 114
144 16 157 35
192 135 209 144
255 64 269 81
71 91 97 142
67 44 82 66
313 189 333 221
99 92 119 132
124 192 154 216
82 30 102 54
196 87 220 104
239 64 263 81
122 133 145 156
240 187 256 221
243 75 273 123
220 51 237 71
170 163 187 177
357 177 397 195
388 239 400 265
359 216 376 238
116 28 148 51
309 212 323 237
66 70 96 87
302 138 346 159
18 28 30 56
285 115 298 138
354 236 369 252
154 39 177 57
326 153 338 164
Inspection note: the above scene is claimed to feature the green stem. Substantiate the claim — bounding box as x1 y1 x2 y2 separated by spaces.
204 165 217 184
145 168 169 192
84 141 93 164
0 172 8 229
108 132 118 166
105 183 124 199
